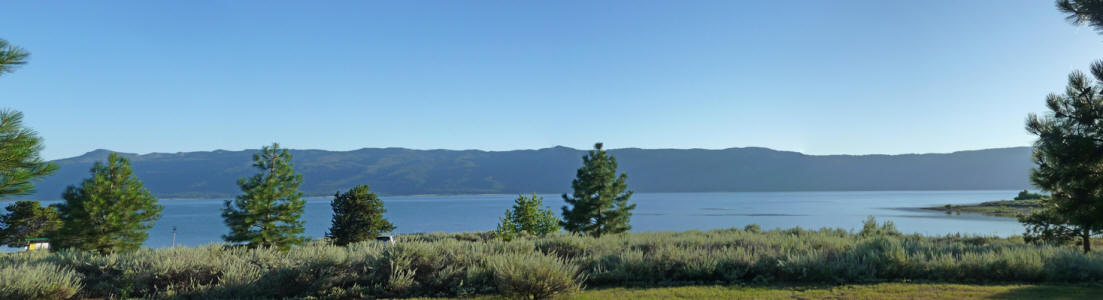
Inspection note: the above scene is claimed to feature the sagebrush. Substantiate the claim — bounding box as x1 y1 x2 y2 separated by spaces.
4 221 1103 299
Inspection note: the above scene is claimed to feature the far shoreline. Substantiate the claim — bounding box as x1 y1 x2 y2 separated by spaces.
2 188 1030 202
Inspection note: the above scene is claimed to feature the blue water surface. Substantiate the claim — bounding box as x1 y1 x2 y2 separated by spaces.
8 190 1025 249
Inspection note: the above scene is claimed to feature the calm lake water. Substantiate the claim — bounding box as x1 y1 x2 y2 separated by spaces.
11 190 1025 248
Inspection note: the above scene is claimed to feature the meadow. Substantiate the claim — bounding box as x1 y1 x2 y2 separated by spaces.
3 219 1103 299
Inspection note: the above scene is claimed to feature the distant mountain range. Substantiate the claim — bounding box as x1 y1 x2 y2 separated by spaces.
16 146 1035 200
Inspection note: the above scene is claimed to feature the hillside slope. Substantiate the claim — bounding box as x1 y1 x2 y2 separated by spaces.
17 146 1034 199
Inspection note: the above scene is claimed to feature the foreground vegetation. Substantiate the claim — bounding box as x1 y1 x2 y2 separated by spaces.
438 283 1103 300
6 222 1103 299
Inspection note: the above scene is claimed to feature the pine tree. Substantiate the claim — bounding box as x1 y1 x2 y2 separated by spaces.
1058 0 1103 33
1024 62 1103 252
0 109 58 199
0 40 56 199
54 153 163 253
0 200 61 248
0 38 29 76
496 193 560 241
1019 2 1103 252
326 184 395 246
561 143 635 237
222 143 307 250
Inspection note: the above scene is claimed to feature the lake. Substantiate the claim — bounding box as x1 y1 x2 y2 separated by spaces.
11 190 1026 248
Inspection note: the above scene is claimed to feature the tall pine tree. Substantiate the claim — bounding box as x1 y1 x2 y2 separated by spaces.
0 40 57 199
54 153 163 253
326 185 395 246
222 143 307 250
1024 63 1103 252
561 143 635 237
0 109 57 199
1015 0 1103 252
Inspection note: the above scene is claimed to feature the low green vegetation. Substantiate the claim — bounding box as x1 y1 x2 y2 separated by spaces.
4 219 1103 299
496 194 560 241
484 283 1103 300
0 263 82 300
926 199 1043 218
1013 190 1045 201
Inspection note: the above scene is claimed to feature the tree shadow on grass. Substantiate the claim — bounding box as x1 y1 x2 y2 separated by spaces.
987 284 1103 300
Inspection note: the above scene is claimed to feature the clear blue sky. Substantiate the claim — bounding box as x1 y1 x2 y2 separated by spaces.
2 1 1101 160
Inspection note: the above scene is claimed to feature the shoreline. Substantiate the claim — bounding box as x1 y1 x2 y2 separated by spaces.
923 199 1043 218
3 189 1028 202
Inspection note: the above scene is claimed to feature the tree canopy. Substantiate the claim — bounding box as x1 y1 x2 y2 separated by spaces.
1023 62 1103 252
0 200 61 248
1018 0 1103 252
561 143 635 237
1058 0 1103 33
326 184 395 246
54 153 163 253
222 143 307 250
0 109 58 199
496 193 560 241
0 38 29 77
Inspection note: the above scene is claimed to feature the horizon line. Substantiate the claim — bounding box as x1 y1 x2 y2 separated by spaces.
59 144 1034 161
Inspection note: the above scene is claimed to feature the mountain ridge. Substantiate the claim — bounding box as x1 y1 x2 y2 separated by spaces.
16 146 1035 200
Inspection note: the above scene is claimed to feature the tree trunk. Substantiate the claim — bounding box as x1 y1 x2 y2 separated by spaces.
1083 229 1092 253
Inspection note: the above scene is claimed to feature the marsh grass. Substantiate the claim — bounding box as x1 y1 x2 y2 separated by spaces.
4 221 1103 299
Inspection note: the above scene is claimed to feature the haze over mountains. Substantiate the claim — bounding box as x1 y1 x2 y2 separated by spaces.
17 146 1034 200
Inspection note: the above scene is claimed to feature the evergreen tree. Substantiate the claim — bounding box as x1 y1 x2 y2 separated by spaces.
0 40 56 199
54 153 163 253
0 200 61 248
222 143 307 250
1019 206 1088 246
561 143 635 237
0 38 29 76
326 184 395 246
1058 0 1103 33
1024 62 1103 252
496 193 560 241
1019 2 1103 252
0 109 58 199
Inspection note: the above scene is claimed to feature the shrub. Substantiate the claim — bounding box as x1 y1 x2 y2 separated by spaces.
859 216 901 237
0 263 82 300
496 194 562 241
488 252 582 299
5 219 1103 298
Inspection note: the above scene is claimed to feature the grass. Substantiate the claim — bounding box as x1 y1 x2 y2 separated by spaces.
6 219 1103 299
423 283 1103 299
925 199 1043 217
563 283 1103 299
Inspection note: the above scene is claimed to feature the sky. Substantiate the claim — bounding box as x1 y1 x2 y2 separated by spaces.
2 1 1102 160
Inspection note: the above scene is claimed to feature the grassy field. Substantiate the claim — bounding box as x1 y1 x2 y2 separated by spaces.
426 283 1103 299
925 199 1043 217
7 219 1103 299
567 283 1103 299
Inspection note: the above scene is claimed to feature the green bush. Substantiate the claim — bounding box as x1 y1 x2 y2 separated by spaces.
0 263 82 300
859 216 901 237
489 252 582 299
5 221 1103 299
